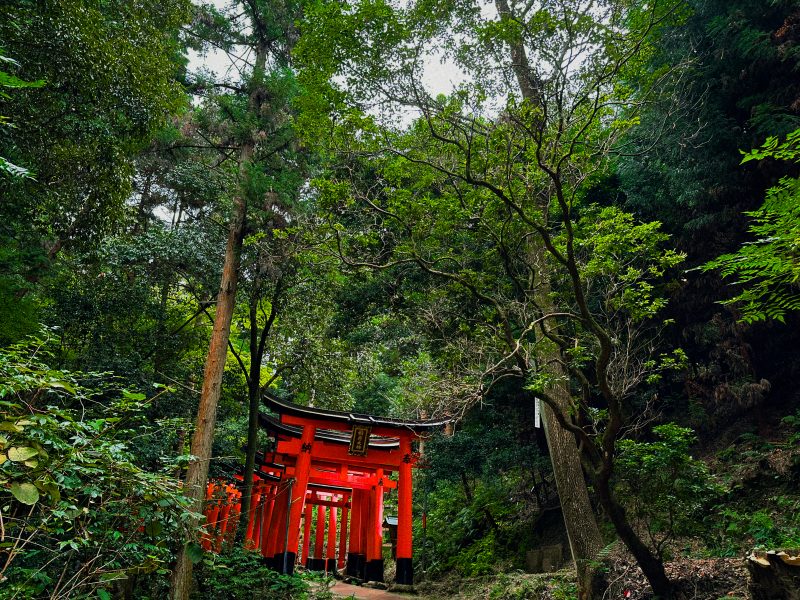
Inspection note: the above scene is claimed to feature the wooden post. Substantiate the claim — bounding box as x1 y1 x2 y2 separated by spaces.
396 436 414 585
252 485 264 552
365 469 384 582
259 486 276 558
215 488 233 553
264 485 284 563
326 505 338 573
358 488 371 580
338 498 350 570
271 486 289 566
279 425 315 574
226 491 241 548
310 503 326 571
244 479 262 549
347 489 363 577
203 493 220 552
302 503 313 567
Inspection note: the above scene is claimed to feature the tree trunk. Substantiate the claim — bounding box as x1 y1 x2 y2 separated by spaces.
534 380 604 595
239 339 262 536
595 475 673 600
169 148 251 600
170 25 271 595
492 2 604 595
239 270 282 534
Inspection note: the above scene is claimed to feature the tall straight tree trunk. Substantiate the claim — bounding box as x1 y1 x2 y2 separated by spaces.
530 298 604 594
493 3 673 597
494 1 603 594
171 30 270 597
170 145 252 600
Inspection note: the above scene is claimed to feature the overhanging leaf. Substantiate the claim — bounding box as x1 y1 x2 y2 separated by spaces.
185 542 204 564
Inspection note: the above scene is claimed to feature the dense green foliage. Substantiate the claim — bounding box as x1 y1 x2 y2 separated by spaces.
0 337 193 598
1 0 800 597
704 129 800 323
615 424 724 557
191 547 330 599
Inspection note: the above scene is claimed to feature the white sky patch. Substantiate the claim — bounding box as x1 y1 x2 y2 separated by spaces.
186 0 479 99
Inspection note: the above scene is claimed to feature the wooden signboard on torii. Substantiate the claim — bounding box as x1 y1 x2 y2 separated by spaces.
237 396 448 586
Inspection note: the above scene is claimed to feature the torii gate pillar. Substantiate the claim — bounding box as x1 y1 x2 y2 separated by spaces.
364 468 385 582
396 436 414 584
276 424 315 574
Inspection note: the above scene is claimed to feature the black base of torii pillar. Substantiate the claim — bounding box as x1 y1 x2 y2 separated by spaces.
346 552 364 578
365 559 384 583
267 552 297 576
396 558 413 585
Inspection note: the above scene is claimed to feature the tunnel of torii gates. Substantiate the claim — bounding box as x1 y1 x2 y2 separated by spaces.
200 397 449 585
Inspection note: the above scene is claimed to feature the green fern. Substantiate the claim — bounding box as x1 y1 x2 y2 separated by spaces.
704 129 800 323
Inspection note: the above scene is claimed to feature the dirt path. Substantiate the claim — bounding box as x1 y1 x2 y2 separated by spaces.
329 581 415 599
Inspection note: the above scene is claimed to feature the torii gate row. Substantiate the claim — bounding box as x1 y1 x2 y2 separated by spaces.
253 430 402 581
201 481 242 552
238 454 391 579
302 488 350 573
273 461 391 581
251 397 448 585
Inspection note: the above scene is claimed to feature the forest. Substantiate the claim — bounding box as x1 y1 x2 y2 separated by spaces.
1 0 800 599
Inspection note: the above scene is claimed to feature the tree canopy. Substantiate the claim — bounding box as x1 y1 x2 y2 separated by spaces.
2 1 800 599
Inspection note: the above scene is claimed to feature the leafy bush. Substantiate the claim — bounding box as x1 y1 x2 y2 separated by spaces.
781 410 800 445
0 337 193 598
710 498 800 556
416 407 556 577
615 424 724 557
192 546 336 599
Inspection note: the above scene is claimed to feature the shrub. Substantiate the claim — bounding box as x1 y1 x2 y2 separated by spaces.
615 424 724 557
191 547 314 599
0 337 193 598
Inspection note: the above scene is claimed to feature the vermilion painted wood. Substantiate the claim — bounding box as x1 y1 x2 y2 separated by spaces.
362 487 373 561
262 455 398 490
264 486 284 559
273 487 289 557
204 502 220 551
244 481 262 547
279 413 424 440
226 499 241 548
277 438 409 470
326 506 337 564
367 469 384 563
348 489 362 555
215 491 232 553
301 503 312 564
338 504 349 569
397 436 413 559
285 425 316 563
304 496 350 508
259 489 275 557
251 487 264 551
314 504 325 560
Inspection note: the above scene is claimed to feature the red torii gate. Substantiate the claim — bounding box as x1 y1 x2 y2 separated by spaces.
251 397 447 585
